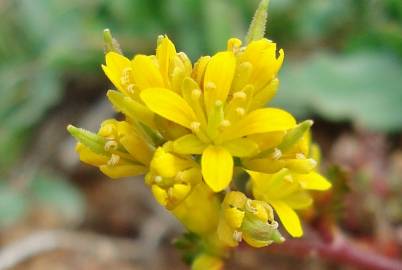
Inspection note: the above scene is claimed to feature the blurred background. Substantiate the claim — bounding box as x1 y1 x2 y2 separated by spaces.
0 0 401 269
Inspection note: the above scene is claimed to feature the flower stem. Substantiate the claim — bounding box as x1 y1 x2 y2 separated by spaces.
267 232 402 270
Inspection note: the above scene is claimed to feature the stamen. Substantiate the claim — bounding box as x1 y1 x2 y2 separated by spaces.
220 119 231 128
167 187 174 198
126 84 135 94
154 175 163 184
296 153 306 159
190 121 201 132
233 230 243 242
233 91 247 100
175 172 184 182
309 159 318 167
270 220 279 230
215 100 223 107
235 107 246 116
107 154 120 166
284 175 293 183
120 67 132 85
191 89 201 99
272 148 282 160
205 81 216 90
245 199 257 213
104 140 118 151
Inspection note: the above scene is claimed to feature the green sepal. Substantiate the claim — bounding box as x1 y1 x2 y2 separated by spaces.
67 125 106 155
278 120 313 152
246 0 269 44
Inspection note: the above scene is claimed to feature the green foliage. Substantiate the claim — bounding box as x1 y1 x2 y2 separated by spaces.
0 183 28 228
274 52 402 131
0 171 85 228
30 172 86 225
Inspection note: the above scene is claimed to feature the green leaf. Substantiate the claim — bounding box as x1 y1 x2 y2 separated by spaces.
273 52 402 132
30 172 86 226
0 183 28 228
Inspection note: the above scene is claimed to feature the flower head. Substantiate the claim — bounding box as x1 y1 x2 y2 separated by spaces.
67 1 333 267
103 34 294 192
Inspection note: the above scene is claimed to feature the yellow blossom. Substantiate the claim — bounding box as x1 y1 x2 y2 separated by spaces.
66 0 334 266
113 35 295 192
217 191 284 247
67 119 152 178
249 168 331 237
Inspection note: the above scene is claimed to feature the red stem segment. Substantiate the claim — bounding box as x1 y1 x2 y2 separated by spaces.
268 234 402 270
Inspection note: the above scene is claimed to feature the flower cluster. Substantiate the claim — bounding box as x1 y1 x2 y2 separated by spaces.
67 1 331 268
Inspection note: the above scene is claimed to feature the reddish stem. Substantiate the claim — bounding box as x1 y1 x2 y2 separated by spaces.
268 233 402 270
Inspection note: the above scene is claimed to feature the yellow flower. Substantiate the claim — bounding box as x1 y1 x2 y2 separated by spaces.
248 169 331 237
145 143 202 210
67 119 153 178
217 191 284 247
107 35 295 192
243 120 319 175
192 254 223 270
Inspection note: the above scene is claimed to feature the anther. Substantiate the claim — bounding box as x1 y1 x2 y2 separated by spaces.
154 175 163 184
220 119 231 128
296 153 306 160
190 121 201 132
235 107 246 116
104 140 118 151
272 148 282 160
191 89 201 99
270 220 279 230
309 159 318 167
205 81 216 90
233 91 247 100
233 230 243 242
126 84 135 94
215 100 223 107
120 67 132 85
167 187 174 198
245 199 257 213
107 154 120 166
284 175 293 183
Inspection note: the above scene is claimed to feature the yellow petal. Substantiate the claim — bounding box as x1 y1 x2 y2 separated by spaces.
107 90 156 129
156 35 176 86
248 131 285 152
203 51 236 112
249 78 279 110
201 145 233 192
119 133 152 165
151 147 195 178
224 207 245 229
76 143 108 166
192 56 211 87
173 134 207 155
132 55 164 90
151 185 168 207
102 52 131 94
295 172 332 190
270 200 303 237
99 164 147 179
243 158 286 174
140 88 197 129
170 183 191 202
222 138 260 157
217 219 238 247
221 108 296 141
192 255 224 270
283 191 313 210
